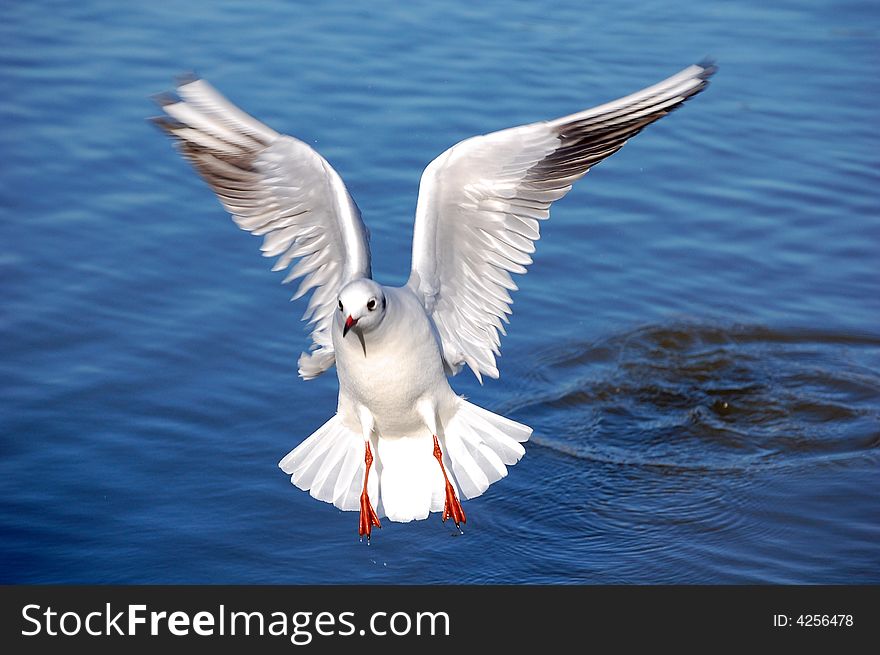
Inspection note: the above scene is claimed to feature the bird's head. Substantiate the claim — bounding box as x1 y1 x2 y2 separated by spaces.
337 279 386 338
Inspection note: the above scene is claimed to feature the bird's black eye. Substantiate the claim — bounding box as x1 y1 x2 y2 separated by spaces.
338 300 343 312
367 298 377 312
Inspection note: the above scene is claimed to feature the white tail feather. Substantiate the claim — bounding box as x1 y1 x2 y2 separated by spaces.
376 435 445 522
278 399 531 522
279 415 376 512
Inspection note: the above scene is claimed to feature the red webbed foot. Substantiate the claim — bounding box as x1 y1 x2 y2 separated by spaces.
358 441 381 543
433 435 466 532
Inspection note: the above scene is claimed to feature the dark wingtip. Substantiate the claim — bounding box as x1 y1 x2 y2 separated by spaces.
696 58 718 80
147 115 183 136
175 71 201 87
150 91 178 108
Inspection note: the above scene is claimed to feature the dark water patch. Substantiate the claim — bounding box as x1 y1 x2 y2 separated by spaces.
517 322 880 472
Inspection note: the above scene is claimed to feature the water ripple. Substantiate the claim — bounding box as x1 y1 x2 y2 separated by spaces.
514 322 880 473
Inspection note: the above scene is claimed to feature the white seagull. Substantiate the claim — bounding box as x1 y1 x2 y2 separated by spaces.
153 61 715 541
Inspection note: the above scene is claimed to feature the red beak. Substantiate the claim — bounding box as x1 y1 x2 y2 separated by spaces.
343 315 357 338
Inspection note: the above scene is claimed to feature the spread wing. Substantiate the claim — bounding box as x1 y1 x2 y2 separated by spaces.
152 77 372 380
408 61 715 381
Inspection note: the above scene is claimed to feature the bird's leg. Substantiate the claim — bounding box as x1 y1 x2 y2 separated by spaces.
359 440 381 543
356 406 380 543
416 400 466 532
432 435 466 531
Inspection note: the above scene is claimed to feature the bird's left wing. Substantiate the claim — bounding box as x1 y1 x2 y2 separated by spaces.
152 77 372 379
408 62 715 381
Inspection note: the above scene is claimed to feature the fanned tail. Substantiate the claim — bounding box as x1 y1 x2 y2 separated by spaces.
441 399 531 498
278 415 376 512
278 399 531 524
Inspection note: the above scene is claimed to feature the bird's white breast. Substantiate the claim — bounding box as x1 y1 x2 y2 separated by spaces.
333 286 455 438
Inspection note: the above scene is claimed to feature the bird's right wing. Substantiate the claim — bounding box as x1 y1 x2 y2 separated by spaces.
152 77 372 379
408 62 715 381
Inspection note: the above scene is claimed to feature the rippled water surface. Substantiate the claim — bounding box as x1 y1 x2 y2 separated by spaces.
1 0 878 583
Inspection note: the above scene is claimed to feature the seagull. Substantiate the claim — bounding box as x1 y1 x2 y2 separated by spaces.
152 61 715 541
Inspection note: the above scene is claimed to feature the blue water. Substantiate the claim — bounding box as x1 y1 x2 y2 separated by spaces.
1 0 878 584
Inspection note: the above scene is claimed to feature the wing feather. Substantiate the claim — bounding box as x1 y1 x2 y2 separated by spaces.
152 78 372 380
408 62 715 381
